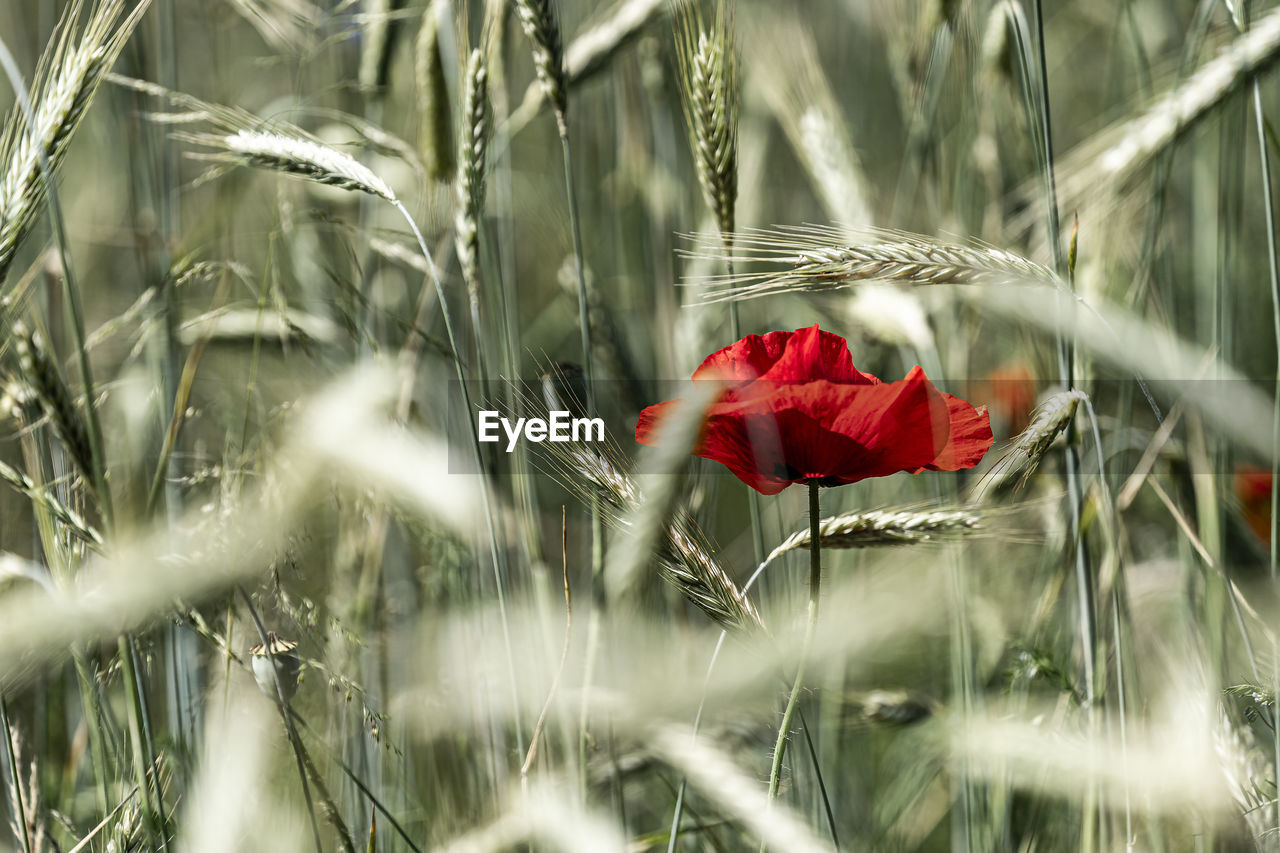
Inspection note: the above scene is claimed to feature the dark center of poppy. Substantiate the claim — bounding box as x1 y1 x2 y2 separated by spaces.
772 461 844 487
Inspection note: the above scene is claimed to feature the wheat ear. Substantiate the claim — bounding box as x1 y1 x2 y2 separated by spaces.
764 508 985 566
513 0 569 131
0 0 154 282
675 0 738 239
0 450 102 548
12 322 95 497
683 225 1058 303
415 0 454 181
972 389 1088 500
358 0 394 94
547 443 764 633
1097 4 1280 185
754 17 872 228
456 49 491 319
219 129 396 200
508 0 668 130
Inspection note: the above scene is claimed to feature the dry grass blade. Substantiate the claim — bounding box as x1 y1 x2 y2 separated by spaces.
683 225 1058 303
0 0 155 281
675 0 738 239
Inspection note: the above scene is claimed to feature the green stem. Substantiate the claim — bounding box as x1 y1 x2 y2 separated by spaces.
761 481 822 850
557 117 609 799
558 128 595 414
117 636 164 845
1 697 32 853
0 37 112 530
237 587 324 853
724 255 766 569
391 200 525 755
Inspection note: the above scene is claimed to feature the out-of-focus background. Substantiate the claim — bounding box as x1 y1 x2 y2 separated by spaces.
0 0 1277 849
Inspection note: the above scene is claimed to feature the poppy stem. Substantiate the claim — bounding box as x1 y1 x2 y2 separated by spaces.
762 481 822 837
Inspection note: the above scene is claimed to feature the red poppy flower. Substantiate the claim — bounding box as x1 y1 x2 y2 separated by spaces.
635 325 993 495
1235 465 1274 543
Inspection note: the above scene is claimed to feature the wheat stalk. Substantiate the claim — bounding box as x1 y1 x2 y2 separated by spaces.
0 452 101 548
414 0 453 181
508 0 668 131
456 49 491 317
753 17 872 229
972 389 1089 500
763 508 986 568
683 225 1058 303
0 0 154 282
1097 4 1280 185
218 129 396 200
675 0 738 239
513 0 569 131
546 442 764 633
12 323 95 498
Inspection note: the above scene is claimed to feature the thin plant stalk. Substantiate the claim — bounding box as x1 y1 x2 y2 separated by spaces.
725 254 766 567
20 415 111 815
0 697 31 853
1235 9 1280 831
1029 0 1100 805
116 636 164 843
559 134 596 416
0 36 112 529
557 102 608 806
761 480 822 850
392 200 525 754
1030 0 1097 770
237 586 325 853
0 77 135 829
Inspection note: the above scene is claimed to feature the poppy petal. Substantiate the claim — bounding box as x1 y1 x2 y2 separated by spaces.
693 324 872 386
635 326 992 495
918 394 994 472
